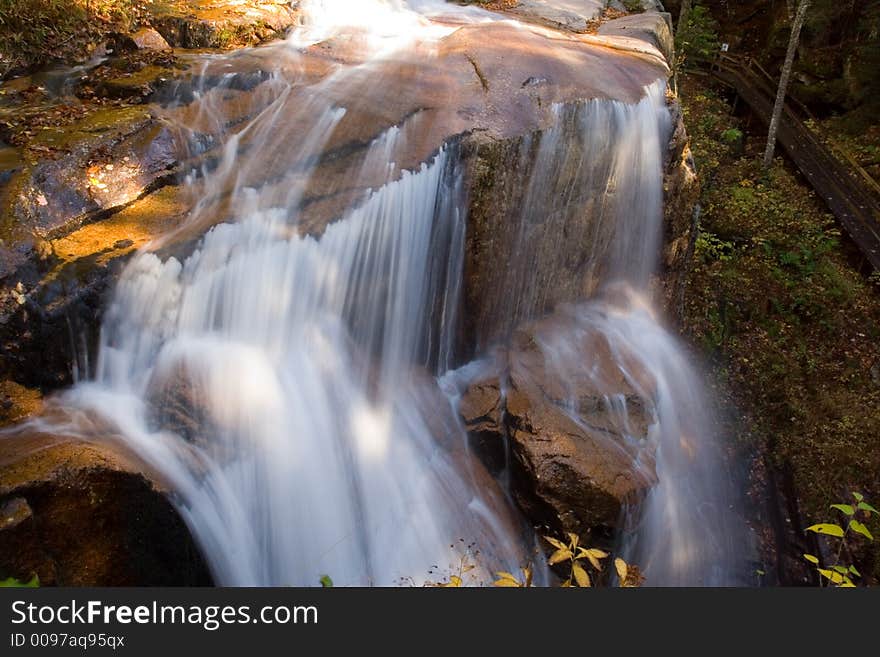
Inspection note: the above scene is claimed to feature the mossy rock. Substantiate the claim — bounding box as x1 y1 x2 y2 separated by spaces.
149 0 299 49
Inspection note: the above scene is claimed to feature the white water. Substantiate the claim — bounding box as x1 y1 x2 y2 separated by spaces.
77 148 525 585
13 0 748 585
452 77 748 584
521 290 748 585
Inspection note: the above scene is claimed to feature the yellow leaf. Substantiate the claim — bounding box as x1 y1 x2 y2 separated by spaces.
818 569 847 585
522 566 533 588
544 535 566 550
445 575 462 587
572 563 591 587
493 571 524 588
560 580 572 587
567 532 579 549
583 549 607 571
615 558 628 584
548 548 572 565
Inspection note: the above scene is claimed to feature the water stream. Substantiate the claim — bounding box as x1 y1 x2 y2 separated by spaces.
17 0 748 585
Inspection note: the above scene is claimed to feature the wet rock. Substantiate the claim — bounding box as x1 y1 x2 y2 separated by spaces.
459 1 603 33
129 28 172 52
458 310 657 536
660 97 700 320
0 381 43 427
458 124 615 354
0 185 191 390
0 430 211 586
144 360 215 450
95 66 174 102
29 107 175 237
151 0 299 49
0 102 184 390
0 146 27 279
456 362 508 473
0 497 32 531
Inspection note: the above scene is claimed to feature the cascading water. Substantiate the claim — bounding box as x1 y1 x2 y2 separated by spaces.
455 80 750 585
9 0 750 585
66 146 528 586
517 293 750 586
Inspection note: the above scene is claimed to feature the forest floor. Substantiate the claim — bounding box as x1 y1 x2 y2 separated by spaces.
0 0 296 79
0 0 151 77
678 72 880 581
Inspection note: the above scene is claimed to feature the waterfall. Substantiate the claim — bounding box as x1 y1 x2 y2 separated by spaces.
467 82 673 349
11 0 750 586
520 293 749 585
459 79 749 585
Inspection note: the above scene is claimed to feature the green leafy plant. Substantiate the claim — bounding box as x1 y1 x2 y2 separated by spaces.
621 0 645 13
319 574 333 588
0 574 39 587
695 230 735 263
721 128 744 144
675 5 720 68
803 491 878 587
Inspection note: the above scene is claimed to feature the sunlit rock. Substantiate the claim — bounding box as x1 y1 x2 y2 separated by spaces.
0 427 211 585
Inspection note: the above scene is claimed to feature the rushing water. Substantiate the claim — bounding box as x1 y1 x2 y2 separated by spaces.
14 0 749 585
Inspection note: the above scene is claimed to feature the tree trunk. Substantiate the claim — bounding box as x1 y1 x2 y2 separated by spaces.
676 0 692 36
671 0 692 94
763 0 811 168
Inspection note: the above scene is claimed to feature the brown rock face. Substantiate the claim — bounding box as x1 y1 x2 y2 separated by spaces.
0 185 190 390
0 429 211 586
0 105 179 301
1 14 670 392
660 97 700 320
458 309 657 537
598 12 674 64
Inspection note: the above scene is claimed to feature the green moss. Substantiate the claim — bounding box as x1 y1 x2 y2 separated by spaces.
29 105 149 153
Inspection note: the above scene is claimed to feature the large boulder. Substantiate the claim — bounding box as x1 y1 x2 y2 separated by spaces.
458 308 657 537
0 428 211 586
